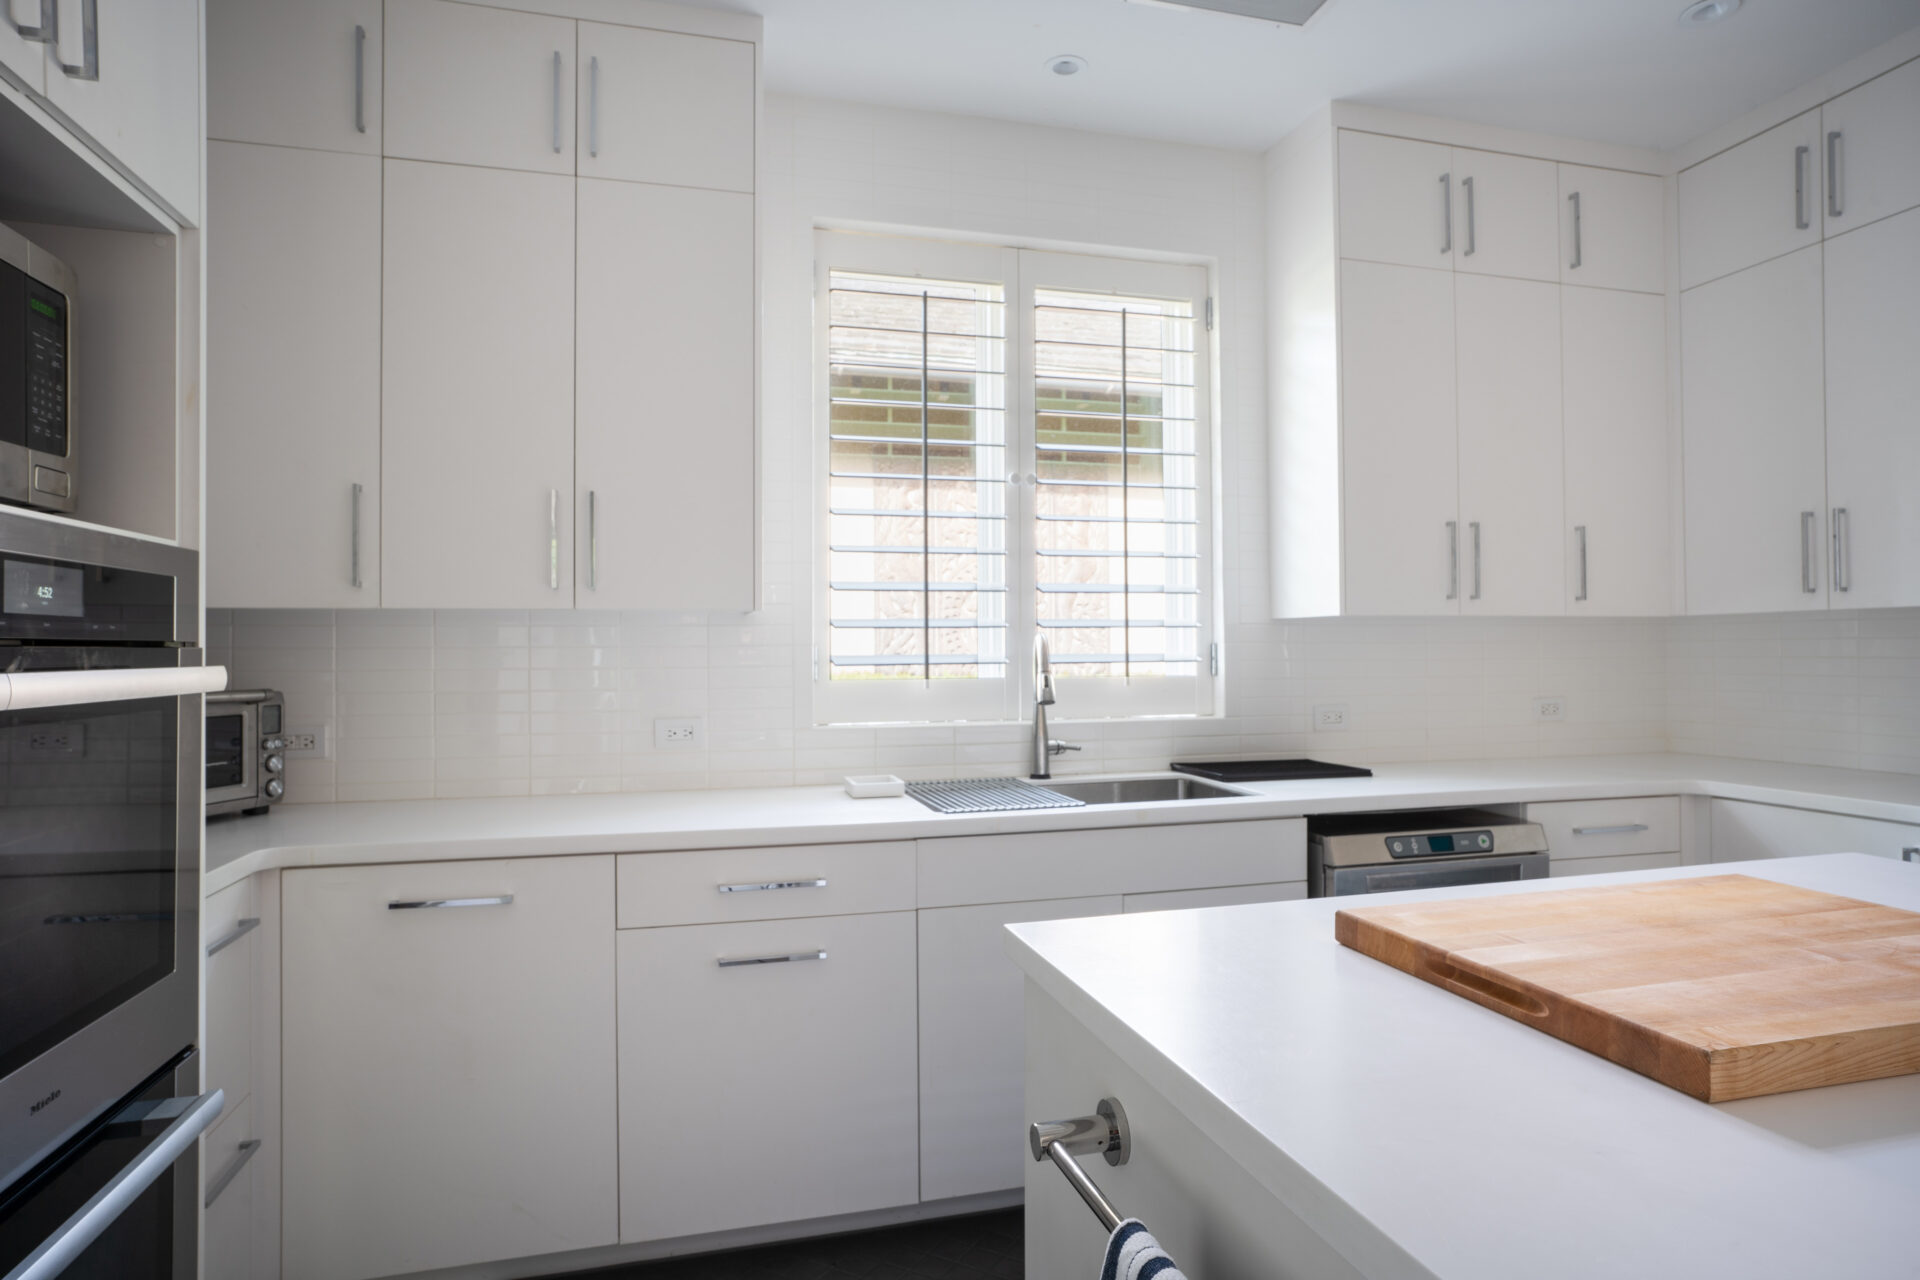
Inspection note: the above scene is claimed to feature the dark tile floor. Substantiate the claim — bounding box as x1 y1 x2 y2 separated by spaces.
569 1209 1023 1280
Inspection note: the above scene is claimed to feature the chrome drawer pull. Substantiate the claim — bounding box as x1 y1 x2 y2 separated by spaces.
387 895 514 910
204 1139 262 1209
717 878 827 894
205 917 260 958
718 950 826 968
1572 824 1649 837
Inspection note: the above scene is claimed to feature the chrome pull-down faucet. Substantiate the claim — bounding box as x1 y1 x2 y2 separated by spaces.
1031 634 1080 780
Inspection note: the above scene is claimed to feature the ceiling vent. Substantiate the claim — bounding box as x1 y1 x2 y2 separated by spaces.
1127 0 1332 24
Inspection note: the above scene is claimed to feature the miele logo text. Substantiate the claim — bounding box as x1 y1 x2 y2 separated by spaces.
29 1089 60 1114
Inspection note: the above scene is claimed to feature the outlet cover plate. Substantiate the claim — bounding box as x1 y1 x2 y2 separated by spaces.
1313 702 1348 731
1534 697 1567 722
654 717 704 749
284 727 328 757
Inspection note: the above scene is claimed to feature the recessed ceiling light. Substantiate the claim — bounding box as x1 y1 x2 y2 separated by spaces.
1046 54 1088 76
1678 0 1743 25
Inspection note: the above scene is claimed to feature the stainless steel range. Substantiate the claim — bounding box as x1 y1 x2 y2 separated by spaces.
1307 807 1550 897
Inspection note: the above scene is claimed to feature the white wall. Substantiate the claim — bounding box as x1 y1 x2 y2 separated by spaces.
213 93 1677 804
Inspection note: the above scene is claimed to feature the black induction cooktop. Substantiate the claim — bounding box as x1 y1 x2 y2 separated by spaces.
1169 758 1374 783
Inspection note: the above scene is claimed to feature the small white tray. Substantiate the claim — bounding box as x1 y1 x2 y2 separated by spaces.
844 774 907 799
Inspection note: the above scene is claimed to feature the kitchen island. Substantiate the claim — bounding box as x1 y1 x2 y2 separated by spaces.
1007 854 1920 1280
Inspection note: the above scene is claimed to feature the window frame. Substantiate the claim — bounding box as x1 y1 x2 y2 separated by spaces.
812 229 1217 727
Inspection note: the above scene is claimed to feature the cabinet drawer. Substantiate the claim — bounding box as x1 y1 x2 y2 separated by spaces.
917 818 1304 908
618 912 918 1240
1550 850 1683 878
203 1097 263 1280
1527 796 1680 861
1122 881 1307 913
616 842 914 928
203 880 259 1113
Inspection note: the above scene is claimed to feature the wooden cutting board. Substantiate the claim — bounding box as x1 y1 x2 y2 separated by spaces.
1335 874 1920 1102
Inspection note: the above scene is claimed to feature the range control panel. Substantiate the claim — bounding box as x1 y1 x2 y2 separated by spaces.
1386 829 1495 859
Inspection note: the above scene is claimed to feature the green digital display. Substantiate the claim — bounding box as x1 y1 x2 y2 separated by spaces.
28 298 58 321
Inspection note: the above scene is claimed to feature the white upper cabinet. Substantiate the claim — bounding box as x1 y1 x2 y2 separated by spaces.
576 179 755 611
1449 146 1560 283
1338 259 1459 615
1558 164 1665 293
577 20 753 191
1678 109 1823 290
0 1 49 93
381 159 576 609
1455 273 1564 614
1822 204 1920 610
1337 131 1455 270
207 142 382 609
207 0 381 153
1821 56 1920 237
383 0 574 174
1681 245 1829 614
1563 286 1670 615
40 0 202 222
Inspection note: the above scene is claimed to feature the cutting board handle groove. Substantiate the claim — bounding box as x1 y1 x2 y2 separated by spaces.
1420 955 1549 1019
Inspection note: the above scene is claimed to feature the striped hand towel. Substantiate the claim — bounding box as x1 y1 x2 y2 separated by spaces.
1100 1218 1188 1280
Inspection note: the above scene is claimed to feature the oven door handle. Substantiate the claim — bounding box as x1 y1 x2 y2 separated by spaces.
0 665 227 712
2 1089 226 1280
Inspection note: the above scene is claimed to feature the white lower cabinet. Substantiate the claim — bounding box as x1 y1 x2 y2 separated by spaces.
918 895 1122 1202
617 911 919 1240
1710 799 1920 864
203 1097 262 1280
281 857 617 1280
1123 882 1306 912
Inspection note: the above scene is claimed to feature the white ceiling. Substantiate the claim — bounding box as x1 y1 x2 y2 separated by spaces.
673 0 1920 153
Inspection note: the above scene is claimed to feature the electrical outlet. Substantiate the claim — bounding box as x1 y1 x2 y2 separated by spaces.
283 727 326 757
27 725 84 755
1312 703 1348 731
1534 697 1566 722
653 717 704 749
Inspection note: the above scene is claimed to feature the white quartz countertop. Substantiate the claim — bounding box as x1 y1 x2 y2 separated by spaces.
203 753 1920 894
1005 853 1920 1280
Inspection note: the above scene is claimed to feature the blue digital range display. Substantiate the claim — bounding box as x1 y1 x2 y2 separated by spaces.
1427 834 1456 853
3 559 83 618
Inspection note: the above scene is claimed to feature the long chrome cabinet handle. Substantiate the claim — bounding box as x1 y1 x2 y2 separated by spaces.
1462 176 1476 256
206 917 260 958
387 894 514 910
717 878 827 894
1469 521 1482 600
1832 506 1850 593
588 55 599 158
1574 525 1588 602
1440 173 1452 255
353 24 367 134
350 482 363 589
587 489 597 591
548 489 560 590
1568 191 1582 269
7 1091 225 1280
1572 824 1649 836
1 664 227 713
551 50 563 153
204 1139 262 1210
1826 130 1842 218
1446 520 1458 600
54 0 95 79
718 950 827 968
7 0 54 40
1800 510 1818 593
1793 145 1810 230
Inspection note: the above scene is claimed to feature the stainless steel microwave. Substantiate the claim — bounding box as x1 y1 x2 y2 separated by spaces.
0 224 75 515
205 690 287 817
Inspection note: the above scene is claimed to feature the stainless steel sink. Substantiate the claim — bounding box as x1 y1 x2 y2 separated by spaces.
1039 776 1248 805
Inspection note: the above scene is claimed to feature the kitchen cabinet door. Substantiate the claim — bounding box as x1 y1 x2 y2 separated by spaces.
1681 246 1828 615
202 1098 260 1280
41 0 201 222
1821 55 1920 237
1336 130 1454 270
282 857 617 1280
381 159 575 609
918 896 1122 1201
1338 260 1459 615
1563 286 1670 615
207 142 381 608
1450 147 1560 283
207 0 381 154
576 179 754 610
1678 109 1823 290
1559 164 1665 294
383 0 574 174
0 2 46 94
1823 204 1920 609
1455 272 1564 615
1711 799 1920 864
577 21 753 192
618 912 918 1240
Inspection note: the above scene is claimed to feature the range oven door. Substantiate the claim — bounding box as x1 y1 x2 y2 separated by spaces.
1322 852 1550 897
0 649 218 1193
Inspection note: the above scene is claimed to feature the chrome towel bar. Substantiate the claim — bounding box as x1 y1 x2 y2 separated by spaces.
1030 1097 1130 1233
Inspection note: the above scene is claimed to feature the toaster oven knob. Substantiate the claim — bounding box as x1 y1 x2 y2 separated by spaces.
264 754 285 774
262 737 286 752
264 778 285 800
